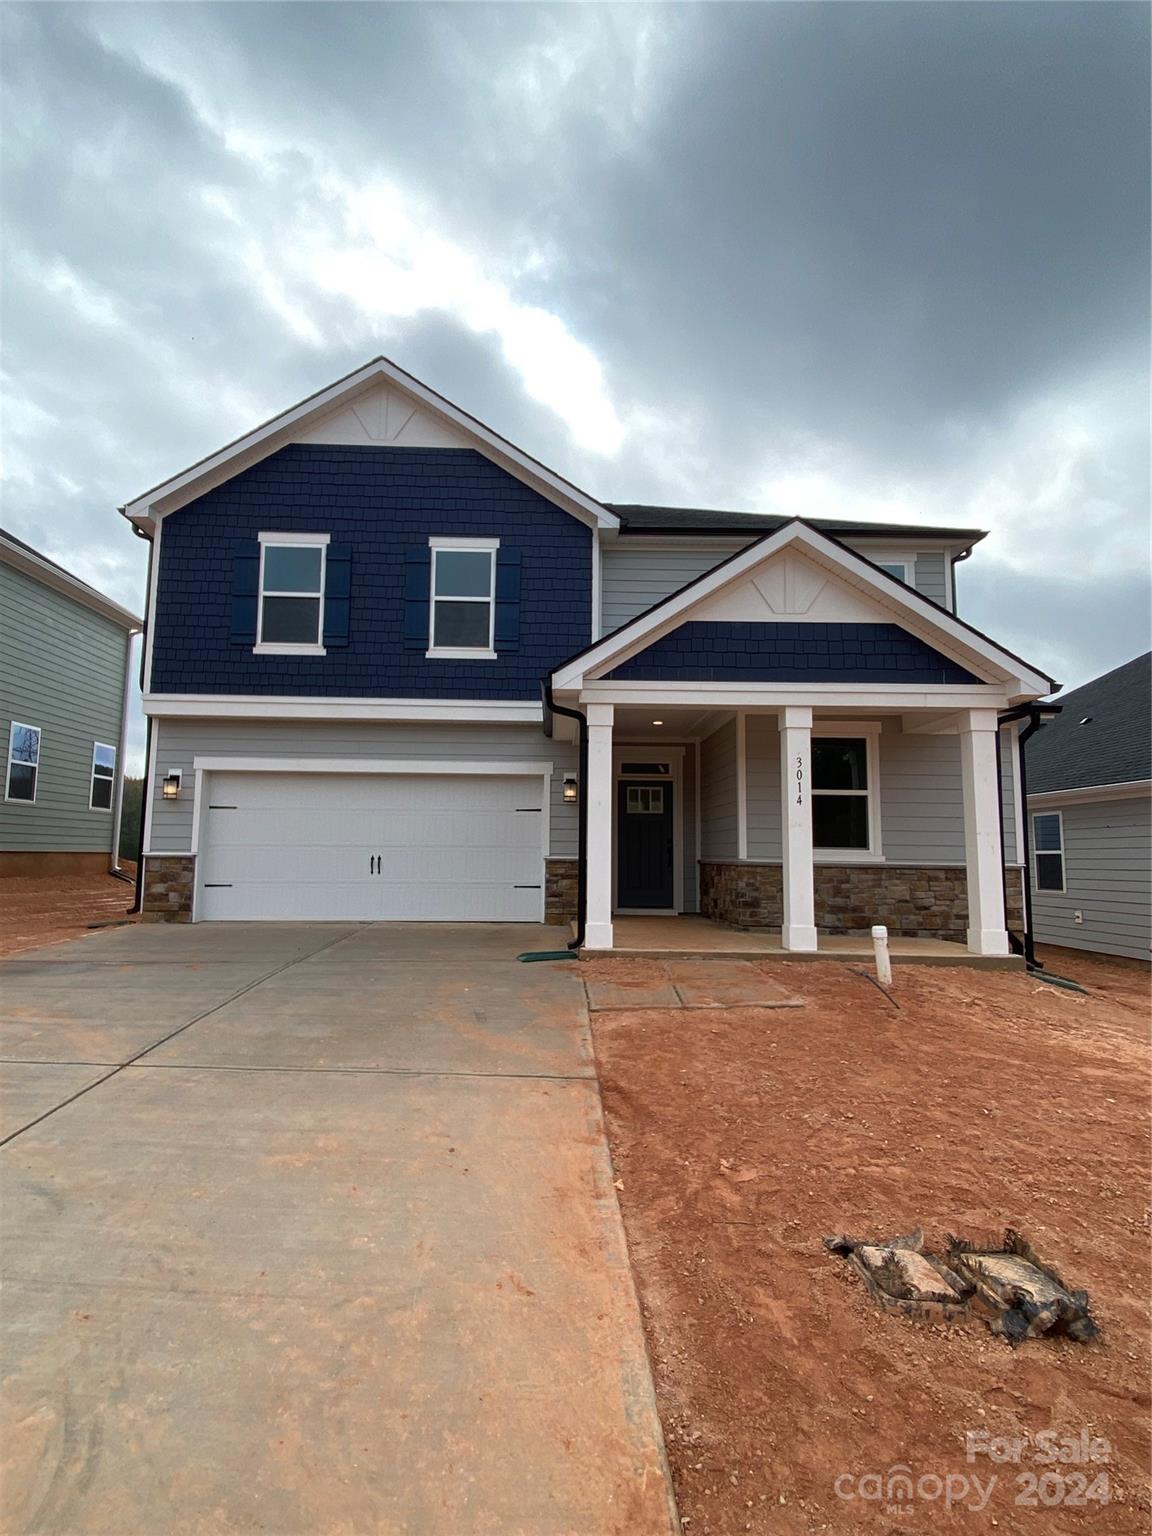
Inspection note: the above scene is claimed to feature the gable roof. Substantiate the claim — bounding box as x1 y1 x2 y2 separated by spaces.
0 527 142 631
609 503 985 547
550 517 1056 699
120 356 621 534
1027 652 1151 794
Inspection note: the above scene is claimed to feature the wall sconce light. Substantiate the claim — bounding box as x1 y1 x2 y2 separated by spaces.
162 770 182 801
562 774 579 805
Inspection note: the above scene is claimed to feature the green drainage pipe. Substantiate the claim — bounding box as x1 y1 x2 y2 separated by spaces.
517 950 575 963
1028 969 1088 994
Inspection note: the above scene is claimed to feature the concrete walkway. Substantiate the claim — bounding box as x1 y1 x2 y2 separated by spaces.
0 923 677 1536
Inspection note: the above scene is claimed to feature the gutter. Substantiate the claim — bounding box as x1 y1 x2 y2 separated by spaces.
997 701 1063 969
542 680 587 951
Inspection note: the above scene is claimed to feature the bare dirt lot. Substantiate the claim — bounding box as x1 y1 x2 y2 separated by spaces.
587 952 1150 1535
0 865 137 959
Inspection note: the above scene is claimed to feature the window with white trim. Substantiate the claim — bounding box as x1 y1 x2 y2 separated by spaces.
90 742 116 810
812 736 875 853
875 561 909 584
5 722 41 803
428 539 497 656
1033 812 1065 892
257 533 327 652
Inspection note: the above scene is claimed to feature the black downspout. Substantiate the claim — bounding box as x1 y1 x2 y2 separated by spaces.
128 526 154 916
994 729 1022 958
997 702 1061 970
542 681 587 951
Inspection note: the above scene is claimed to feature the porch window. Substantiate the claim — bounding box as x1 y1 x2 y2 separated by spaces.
812 737 871 852
1032 812 1065 892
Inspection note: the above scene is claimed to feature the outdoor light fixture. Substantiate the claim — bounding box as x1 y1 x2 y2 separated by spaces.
651 719 664 726
162 770 182 801
562 774 579 805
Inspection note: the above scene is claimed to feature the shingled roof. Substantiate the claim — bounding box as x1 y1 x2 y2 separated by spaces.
606 504 985 545
1028 652 1151 794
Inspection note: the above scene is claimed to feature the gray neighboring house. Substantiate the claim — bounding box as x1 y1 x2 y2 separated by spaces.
0 528 142 877
1027 652 1151 962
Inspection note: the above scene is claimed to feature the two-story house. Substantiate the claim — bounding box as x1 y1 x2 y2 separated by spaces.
124 357 1055 954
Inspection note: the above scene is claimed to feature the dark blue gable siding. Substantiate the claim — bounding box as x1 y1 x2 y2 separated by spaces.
150 445 593 699
605 623 982 684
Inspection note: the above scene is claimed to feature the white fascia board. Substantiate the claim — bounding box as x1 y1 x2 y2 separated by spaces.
575 682 1014 712
0 536 142 631
1028 780 1151 808
550 521 1053 696
120 356 619 533
144 694 543 724
192 757 553 776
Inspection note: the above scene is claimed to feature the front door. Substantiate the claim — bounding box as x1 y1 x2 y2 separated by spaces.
616 780 675 910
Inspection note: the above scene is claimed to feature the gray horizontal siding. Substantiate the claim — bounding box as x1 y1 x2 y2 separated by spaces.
700 719 738 860
0 562 130 853
1031 796 1152 960
746 715 782 859
150 719 577 857
681 740 699 912
601 539 956 635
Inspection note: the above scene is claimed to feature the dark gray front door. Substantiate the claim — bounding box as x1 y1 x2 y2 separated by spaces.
616 780 674 909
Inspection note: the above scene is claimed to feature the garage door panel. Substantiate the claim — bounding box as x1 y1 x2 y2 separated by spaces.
198 771 545 922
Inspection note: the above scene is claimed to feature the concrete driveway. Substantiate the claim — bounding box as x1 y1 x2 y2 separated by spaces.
0 923 676 1536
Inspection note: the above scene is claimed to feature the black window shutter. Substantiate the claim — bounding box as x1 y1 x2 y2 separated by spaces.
230 542 261 647
323 545 352 648
403 548 432 649
494 549 521 652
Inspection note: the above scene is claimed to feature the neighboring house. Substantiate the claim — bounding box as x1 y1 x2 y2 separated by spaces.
123 356 1056 954
1 529 142 876
1026 653 1151 962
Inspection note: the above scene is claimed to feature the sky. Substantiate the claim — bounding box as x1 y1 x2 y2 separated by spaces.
2 0 1149 765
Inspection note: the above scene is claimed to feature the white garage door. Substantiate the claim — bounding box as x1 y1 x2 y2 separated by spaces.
197 771 546 921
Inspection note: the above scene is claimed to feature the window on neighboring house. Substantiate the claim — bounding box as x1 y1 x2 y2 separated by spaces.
90 742 116 811
812 736 874 852
875 561 909 584
428 539 497 656
5 722 40 803
1033 812 1065 892
257 534 328 651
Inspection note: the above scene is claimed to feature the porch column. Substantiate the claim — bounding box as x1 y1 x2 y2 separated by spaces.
959 708 1009 956
779 705 818 952
584 702 615 950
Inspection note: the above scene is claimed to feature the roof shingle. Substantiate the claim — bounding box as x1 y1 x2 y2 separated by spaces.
1027 652 1151 794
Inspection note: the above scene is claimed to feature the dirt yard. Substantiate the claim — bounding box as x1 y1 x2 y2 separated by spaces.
0 865 137 959
587 952 1150 1534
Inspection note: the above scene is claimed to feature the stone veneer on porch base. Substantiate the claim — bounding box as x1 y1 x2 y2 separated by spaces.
141 854 195 921
545 858 579 926
700 861 1025 945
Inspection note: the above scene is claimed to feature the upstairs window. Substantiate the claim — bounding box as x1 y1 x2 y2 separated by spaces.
5 722 40 803
256 533 328 653
1033 812 1065 892
428 538 497 657
90 742 116 811
875 561 909 584
812 735 876 853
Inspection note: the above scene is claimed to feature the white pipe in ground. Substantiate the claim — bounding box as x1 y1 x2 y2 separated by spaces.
871 924 893 987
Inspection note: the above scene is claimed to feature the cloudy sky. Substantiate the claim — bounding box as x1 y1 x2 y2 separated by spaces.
3 1 1149 743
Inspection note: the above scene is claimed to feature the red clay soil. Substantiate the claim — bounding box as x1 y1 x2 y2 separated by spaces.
587 954 1150 1535
0 865 138 959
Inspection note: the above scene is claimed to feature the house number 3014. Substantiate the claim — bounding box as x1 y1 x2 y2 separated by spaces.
795 755 804 806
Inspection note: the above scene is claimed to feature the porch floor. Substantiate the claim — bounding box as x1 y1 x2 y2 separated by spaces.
584 915 1024 968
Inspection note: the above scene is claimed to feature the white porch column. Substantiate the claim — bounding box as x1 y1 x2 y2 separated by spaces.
779 705 818 952
584 703 615 950
959 708 1010 956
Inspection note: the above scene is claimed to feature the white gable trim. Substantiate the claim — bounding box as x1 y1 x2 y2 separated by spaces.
120 356 620 533
550 521 1053 699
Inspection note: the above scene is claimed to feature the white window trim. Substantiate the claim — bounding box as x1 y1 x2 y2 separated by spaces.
255 531 329 656
5 721 41 805
811 722 883 863
89 740 116 812
872 557 914 586
1032 810 1066 895
427 537 499 660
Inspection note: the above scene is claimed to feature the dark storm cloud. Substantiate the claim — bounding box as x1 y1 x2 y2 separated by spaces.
1 0 1148 733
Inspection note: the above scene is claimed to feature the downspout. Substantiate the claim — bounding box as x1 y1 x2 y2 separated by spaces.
107 626 140 882
542 680 588 951
997 701 1062 970
128 526 154 914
